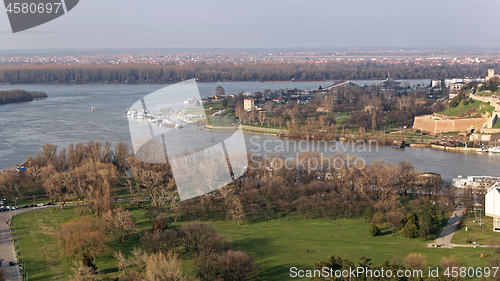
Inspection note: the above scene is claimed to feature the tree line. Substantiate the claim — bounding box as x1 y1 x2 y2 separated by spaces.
0 62 495 84
0 89 47 105
0 142 455 226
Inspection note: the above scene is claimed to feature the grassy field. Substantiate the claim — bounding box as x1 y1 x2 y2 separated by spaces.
12 207 499 281
12 205 154 280
184 106 206 116
332 112 352 124
212 219 493 280
204 102 228 111
451 214 495 245
475 91 497 97
493 119 500 129
440 100 495 117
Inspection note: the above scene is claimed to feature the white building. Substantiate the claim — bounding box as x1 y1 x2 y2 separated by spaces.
453 175 500 190
450 82 465 93
432 79 443 88
244 98 255 111
444 77 485 88
485 182 500 231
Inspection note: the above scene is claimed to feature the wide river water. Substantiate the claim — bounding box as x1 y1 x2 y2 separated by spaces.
0 80 498 180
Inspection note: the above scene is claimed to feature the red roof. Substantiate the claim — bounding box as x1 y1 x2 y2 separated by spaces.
273 97 284 100
325 80 347 88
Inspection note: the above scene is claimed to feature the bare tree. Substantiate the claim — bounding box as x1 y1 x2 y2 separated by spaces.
71 261 98 281
141 229 178 254
103 207 137 244
404 253 427 271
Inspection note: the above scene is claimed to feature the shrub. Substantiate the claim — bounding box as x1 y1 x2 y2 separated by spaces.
404 253 427 270
152 213 169 231
370 224 381 236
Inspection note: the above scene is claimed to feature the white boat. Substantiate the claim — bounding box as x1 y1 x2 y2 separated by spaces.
489 147 500 154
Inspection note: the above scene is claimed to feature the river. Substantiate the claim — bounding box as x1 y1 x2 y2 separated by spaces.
0 81 498 180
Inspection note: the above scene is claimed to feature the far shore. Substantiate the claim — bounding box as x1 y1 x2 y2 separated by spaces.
205 125 487 154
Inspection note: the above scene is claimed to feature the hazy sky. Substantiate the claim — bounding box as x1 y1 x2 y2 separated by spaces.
1 0 500 50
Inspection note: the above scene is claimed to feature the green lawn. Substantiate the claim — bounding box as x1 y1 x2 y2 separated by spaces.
11 207 77 281
12 208 498 281
493 119 500 129
451 214 496 245
204 102 230 111
332 113 352 124
184 106 206 116
211 219 492 280
475 91 497 96
441 100 495 117
12 205 153 280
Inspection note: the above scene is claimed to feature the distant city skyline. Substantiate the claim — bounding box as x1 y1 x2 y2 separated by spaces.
1 0 500 50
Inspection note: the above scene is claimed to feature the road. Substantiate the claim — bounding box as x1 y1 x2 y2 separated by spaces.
433 205 467 248
0 206 55 281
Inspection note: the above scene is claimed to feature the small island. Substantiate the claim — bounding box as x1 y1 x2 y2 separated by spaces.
0 89 48 105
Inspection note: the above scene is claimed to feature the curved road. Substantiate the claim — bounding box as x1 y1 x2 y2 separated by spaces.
0 206 55 281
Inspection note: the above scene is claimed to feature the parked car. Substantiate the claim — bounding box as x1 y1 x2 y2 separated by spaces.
9 261 14 266
22 205 29 208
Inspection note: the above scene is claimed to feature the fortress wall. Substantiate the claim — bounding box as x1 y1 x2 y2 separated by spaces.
413 116 486 134
483 128 500 134
413 117 437 133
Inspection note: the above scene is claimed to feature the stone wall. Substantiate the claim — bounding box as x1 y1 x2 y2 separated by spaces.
414 116 486 134
482 128 500 134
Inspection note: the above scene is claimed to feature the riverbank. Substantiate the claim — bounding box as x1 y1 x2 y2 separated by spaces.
206 125 487 154
205 124 286 136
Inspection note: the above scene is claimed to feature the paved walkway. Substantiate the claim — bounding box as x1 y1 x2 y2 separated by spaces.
431 205 467 248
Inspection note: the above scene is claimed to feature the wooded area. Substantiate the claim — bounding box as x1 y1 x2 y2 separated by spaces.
0 141 468 280
0 89 47 105
0 62 494 84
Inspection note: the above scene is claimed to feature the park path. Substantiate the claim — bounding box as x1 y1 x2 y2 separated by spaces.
432 205 467 248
